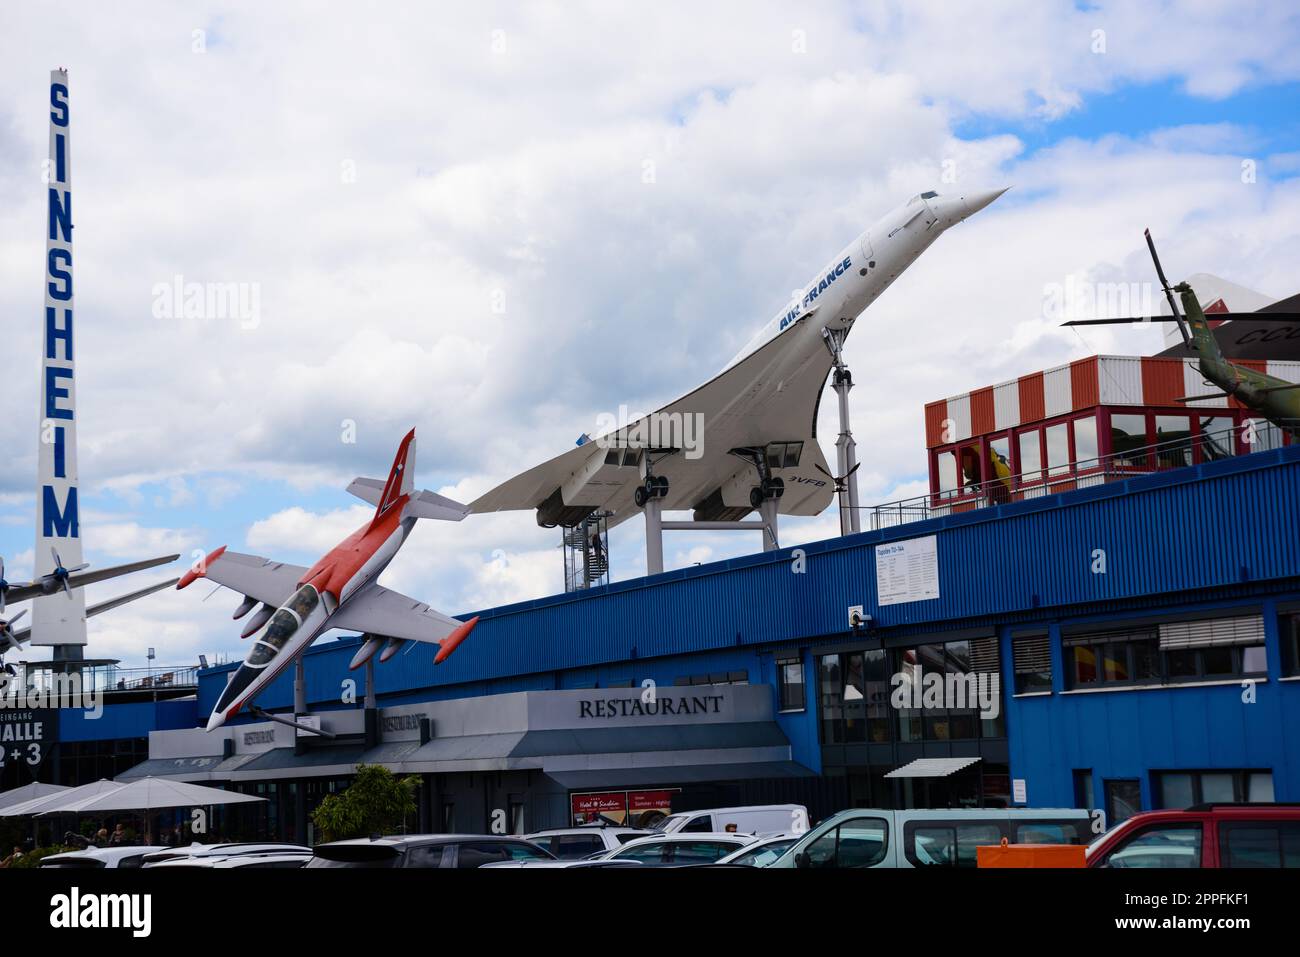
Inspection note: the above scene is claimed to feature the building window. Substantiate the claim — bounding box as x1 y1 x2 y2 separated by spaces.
1045 422 1070 476
676 671 748 686
1199 414 1236 461
863 649 891 742
890 638 1002 743
1154 415 1193 469
1246 417 1286 452
936 449 958 494
1109 413 1148 468
1281 612 1300 676
1063 615 1266 689
1013 633 1052 693
819 655 845 744
1074 414 1099 466
1073 770 1095 811
1105 779 1142 824
778 657 805 712
1017 428 1042 484
1157 770 1274 809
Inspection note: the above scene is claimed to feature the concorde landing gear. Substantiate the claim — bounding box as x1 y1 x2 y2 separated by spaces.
638 447 780 577
634 474 669 508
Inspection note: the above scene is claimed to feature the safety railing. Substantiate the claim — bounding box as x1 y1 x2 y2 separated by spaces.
866 419 1294 531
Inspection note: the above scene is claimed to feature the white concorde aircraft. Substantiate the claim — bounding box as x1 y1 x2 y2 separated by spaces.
471 188 1008 530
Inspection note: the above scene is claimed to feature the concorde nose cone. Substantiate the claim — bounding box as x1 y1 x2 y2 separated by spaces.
205 709 227 733
960 186 1010 220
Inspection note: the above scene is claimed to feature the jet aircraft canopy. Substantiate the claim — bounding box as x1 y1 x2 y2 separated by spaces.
245 584 320 668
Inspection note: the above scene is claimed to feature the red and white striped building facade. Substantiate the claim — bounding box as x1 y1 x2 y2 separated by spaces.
923 354 1300 504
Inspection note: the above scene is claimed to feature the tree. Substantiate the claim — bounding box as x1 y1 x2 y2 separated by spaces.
311 764 420 843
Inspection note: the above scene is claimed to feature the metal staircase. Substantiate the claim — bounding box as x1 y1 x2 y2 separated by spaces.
562 511 611 592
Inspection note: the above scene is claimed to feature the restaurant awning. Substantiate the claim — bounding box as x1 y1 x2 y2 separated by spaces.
884 756 982 779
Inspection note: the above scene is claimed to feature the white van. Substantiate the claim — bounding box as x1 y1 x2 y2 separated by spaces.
653 804 809 837
768 807 1092 868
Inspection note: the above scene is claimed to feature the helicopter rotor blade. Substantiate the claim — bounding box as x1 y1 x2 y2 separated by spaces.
1062 312 1300 327
1144 228 1191 347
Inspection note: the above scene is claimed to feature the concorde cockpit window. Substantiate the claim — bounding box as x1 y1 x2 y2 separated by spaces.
285 584 320 620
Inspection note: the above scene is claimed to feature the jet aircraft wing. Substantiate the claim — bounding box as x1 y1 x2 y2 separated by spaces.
470 316 836 529
180 549 308 606
327 583 467 644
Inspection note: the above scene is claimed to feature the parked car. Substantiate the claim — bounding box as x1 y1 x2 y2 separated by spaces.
480 858 648 869
149 851 312 869
714 834 800 867
141 842 311 867
306 834 555 869
40 846 169 869
525 825 654 859
652 804 809 836
769 808 1092 868
597 831 757 866
1087 804 1300 868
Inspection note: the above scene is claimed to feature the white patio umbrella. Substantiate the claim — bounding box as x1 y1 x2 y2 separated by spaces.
49 777 265 815
0 781 68 813
0 778 122 817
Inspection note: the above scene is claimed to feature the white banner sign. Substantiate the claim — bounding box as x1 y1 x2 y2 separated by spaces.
875 535 940 606
34 68 86 646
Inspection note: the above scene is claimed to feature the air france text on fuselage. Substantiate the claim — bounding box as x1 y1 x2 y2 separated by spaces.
780 255 853 331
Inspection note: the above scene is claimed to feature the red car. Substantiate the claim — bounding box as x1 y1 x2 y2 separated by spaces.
1087 804 1300 868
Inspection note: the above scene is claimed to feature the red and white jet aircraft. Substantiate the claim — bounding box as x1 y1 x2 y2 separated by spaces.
178 429 478 731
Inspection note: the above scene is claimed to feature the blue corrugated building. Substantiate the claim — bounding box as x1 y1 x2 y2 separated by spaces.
21 443 1300 839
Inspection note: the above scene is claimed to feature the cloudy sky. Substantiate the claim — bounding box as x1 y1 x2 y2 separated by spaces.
1 1 1298 669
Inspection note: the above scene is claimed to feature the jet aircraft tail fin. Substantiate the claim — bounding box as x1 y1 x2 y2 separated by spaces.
349 430 469 525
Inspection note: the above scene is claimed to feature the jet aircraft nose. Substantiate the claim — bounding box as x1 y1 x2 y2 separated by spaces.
205 709 227 732
955 186 1010 223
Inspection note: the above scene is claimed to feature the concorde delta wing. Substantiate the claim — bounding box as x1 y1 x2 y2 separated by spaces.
469 314 837 530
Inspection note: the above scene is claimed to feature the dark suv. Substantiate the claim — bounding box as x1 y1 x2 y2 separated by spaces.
307 834 555 869
1088 804 1300 868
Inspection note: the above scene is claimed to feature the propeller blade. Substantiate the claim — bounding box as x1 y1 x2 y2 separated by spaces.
69 563 90 573
846 462 861 477
814 463 832 478
8 609 27 626
50 546 62 569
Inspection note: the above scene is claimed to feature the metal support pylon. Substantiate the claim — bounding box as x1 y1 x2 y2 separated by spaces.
824 327 861 534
